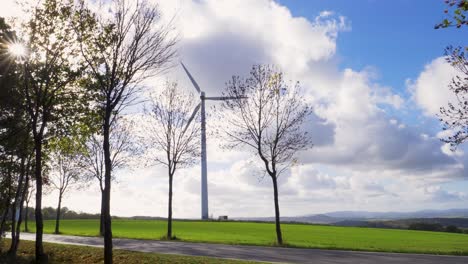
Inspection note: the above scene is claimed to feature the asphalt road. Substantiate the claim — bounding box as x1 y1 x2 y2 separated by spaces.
13 232 468 264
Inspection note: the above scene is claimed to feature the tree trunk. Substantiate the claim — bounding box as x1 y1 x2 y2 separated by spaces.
10 172 30 255
24 156 32 233
9 204 17 250
103 107 113 264
9 156 26 255
8 157 26 255
0 204 9 233
0 198 11 241
100 190 105 236
271 176 283 245
167 173 173 239
24 202 29 232
54 192 63 234
0 167 13 253
0 166 12 228
0 203 10 254
34 137 45 261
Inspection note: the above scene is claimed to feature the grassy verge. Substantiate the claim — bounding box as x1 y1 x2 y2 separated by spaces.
24 219 468 255
0 239 260 264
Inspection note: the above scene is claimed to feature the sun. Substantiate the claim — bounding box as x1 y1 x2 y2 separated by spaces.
8 43 26 57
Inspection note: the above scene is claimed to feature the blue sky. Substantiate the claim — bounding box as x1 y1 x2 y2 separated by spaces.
283 0 467 133
283 0 466 89
2 0 467 217
283 0 468 137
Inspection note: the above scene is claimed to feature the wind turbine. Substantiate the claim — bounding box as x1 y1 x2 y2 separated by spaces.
181 62 245 220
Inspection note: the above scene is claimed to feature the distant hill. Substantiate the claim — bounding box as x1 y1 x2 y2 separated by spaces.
125 209 468 231
236 214 341 224
127 216 166 220
234 208 468 226
323 208 468 219
377 218 468 228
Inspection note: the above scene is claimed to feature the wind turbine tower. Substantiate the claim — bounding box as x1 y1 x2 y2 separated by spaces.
181 62 245 220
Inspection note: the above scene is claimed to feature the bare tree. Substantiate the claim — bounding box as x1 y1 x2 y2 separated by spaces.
81 119 136 236
219 65 313 245
48 137 86 234
144 82 200 239
76 0 177 261
82 134 105 236
439 46 468 149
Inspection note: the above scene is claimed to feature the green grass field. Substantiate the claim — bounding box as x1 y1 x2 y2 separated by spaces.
25 219 468 255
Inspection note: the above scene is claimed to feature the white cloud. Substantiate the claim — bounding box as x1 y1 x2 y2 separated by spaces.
286 166 350 192
156 0 349 96
441 143 464 157
408 57 459 116
424 186 467 203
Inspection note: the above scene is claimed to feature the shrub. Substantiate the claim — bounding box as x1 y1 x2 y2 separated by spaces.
408 222 444 232
446 225 462 233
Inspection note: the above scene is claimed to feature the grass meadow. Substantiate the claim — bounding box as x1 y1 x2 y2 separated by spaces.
24 219 468 255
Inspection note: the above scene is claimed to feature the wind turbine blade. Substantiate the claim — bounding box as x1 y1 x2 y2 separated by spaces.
205 96 248 101
183 102 201 134
180 62 201 94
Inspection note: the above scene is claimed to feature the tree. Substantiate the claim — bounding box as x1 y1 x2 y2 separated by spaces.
48 136 86 234
446 225 462 233
7 154 33 256
439 46 468 149
81 119 135 236
435 0 468 29
0 16 35 256
0 156 14 247
219 65 313 245
76 0 177 262
0 94 33 257
0 73 34 256
435 1 468 149
16 0 88 260
0 16 18 249
23 182 35 232
144 82 200 239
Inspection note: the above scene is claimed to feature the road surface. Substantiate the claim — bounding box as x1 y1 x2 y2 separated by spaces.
14 232 468 264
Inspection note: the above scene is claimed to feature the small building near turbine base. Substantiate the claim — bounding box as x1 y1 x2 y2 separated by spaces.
218 215 228 221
